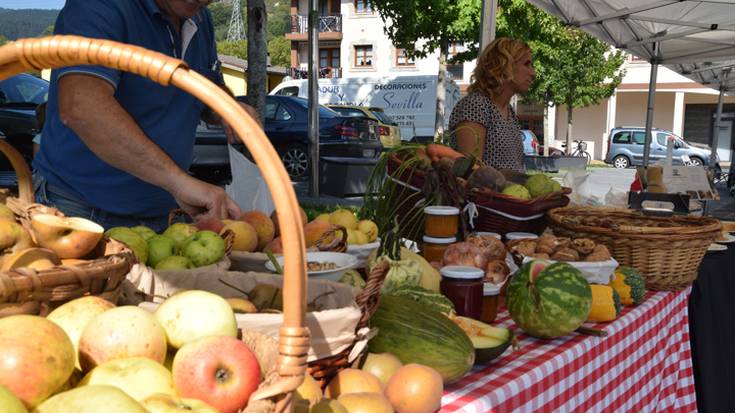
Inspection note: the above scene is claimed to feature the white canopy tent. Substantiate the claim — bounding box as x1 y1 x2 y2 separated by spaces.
524 0 735 168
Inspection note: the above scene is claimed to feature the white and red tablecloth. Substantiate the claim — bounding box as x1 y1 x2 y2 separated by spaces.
441 290 696 412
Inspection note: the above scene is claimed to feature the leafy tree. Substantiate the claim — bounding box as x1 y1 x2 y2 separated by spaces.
266 0 291 41
0 35 7 47
41 24 55 36
217 39 248 60
369 0 481 137
268 36 291 67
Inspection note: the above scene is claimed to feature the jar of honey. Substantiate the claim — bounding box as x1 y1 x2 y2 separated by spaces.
424 206 460 238
422 236 456 263
440 266 484 320
480 282 500 324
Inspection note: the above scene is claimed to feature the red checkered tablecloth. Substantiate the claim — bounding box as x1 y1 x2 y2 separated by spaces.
441 290 696 412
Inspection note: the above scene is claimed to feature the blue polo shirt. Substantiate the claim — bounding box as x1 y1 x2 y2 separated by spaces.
33 0 224 217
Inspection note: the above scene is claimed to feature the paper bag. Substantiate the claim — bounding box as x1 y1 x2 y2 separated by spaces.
225 145 275 215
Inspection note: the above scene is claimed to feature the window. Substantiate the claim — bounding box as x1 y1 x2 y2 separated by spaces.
319 48 340 70
447 42 464 80
276 86 300 97
632 132 646 145
331 107 367 117
396 48 415 66
354 0 372 13
274 105 292 121
354 45 373 67
264 103 278 120
613 132 631 144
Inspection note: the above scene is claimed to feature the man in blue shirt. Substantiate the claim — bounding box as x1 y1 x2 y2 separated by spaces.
33 0 246 231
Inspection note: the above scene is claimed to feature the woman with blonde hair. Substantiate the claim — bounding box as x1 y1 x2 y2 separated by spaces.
448 37 535 171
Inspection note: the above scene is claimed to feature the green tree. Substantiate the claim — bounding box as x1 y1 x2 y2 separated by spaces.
266 0 291 41
268 36 290 67
217 39 248 59
0 35 7 47
41 24 55 36
369 0 481 137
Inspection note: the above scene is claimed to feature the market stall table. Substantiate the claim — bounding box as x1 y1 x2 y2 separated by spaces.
442 290 695 412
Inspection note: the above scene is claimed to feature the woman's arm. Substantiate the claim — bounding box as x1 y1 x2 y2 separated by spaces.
454 121 486 159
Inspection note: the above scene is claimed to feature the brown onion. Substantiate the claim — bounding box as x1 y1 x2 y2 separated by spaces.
442 242 488 269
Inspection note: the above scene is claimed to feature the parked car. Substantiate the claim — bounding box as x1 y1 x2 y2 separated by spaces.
191 95 382 182
520 129 538 156
604 126 720 169
0 73 47 187
326 105 401 148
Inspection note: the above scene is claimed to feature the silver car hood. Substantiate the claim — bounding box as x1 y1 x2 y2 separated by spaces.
687 142 711 150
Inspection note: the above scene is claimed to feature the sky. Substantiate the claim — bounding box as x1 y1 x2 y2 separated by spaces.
0 0 64 9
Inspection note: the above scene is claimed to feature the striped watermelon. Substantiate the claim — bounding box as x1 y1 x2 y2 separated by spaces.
368 295 474 383
507 260 592 339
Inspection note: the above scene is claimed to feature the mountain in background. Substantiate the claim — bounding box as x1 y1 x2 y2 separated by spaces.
0 7 59 40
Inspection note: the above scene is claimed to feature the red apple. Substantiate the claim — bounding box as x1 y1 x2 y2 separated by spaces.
0 315 75 408
172 336 260 413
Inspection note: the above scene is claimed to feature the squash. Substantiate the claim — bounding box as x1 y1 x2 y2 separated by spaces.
587 284 621 322
609 267 646 306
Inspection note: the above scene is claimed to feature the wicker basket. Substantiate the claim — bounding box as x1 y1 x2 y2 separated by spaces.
548 206 721 291
467 186 571 235
0 139 136 317
0 35 310 411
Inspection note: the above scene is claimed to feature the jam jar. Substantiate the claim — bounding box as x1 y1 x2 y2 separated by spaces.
422 236 456 264
480 282 501 324
440 266 484 319
424 206 460 238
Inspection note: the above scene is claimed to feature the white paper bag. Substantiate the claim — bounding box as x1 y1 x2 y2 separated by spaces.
225 145 275 215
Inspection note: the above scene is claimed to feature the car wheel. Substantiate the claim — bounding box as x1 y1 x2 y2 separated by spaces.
689 156 704 166
612 155 630 169
279 143 310 179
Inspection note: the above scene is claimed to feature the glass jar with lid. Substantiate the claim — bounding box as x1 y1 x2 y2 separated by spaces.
422 235 456 264
424 206 460 238
440 265 484 319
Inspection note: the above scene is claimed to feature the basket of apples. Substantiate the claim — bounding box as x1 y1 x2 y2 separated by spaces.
0 35 315 412
0 140 136 316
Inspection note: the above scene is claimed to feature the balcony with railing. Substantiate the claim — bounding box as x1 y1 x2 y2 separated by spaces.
288 67 342 79
286 14 343 41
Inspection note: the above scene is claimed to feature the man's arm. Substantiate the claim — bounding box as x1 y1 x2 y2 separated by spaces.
58 73 240 220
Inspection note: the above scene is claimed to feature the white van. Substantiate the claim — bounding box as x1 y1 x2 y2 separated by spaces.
269 75 461 142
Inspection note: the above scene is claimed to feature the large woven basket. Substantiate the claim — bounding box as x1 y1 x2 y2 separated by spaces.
0 140 136 317
0 35 310 412
548 206 721 291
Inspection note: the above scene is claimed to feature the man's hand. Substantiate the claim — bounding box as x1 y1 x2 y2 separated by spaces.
224 102 261 144
169 173 241 221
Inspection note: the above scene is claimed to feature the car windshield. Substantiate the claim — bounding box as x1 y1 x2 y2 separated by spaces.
0 74 48 105
330 107 368 118
290 98 338 117
369 109 396 125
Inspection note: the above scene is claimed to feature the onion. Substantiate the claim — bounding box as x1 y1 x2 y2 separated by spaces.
442 242 488 269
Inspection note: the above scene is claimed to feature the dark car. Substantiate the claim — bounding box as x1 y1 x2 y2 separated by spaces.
0 73 47 186
191 95 382 182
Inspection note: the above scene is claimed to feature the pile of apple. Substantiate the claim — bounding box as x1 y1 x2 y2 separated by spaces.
0 290 263 412
265 208 378 253
294 352 443 413
0 203 108 271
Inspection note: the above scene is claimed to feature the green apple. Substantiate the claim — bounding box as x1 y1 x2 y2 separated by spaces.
105 227 148 264
180 231 225 267
147 235 178 268
0 384 27 413
80 357 176 401
34 385 147 413
154 255 194 271
162 223 197 250
131 225 157 241
141 393 219 413
154 290 237 349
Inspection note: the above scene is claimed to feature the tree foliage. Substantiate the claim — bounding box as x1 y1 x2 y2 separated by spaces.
268 36 291 67
217 39 248 60
0 35 7 47
0 8 58 40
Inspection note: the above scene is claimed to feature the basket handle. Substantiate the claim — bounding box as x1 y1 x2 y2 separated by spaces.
0 139 33 204
0 36 309 405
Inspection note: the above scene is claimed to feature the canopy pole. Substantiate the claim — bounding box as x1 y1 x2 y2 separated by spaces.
642 44 660 167
479 0 497 52
308 0 319 197
710 72 727 174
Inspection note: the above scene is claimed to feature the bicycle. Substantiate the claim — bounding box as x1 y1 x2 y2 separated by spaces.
561 139 592 164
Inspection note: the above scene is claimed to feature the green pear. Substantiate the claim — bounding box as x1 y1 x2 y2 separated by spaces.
105 227 148 264
180 231 225 267
154 255 194 270
162 223 197 250
131 225 157 241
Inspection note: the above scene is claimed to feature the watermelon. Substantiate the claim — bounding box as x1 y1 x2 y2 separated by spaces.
507 260 592 339
368 295 474 383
